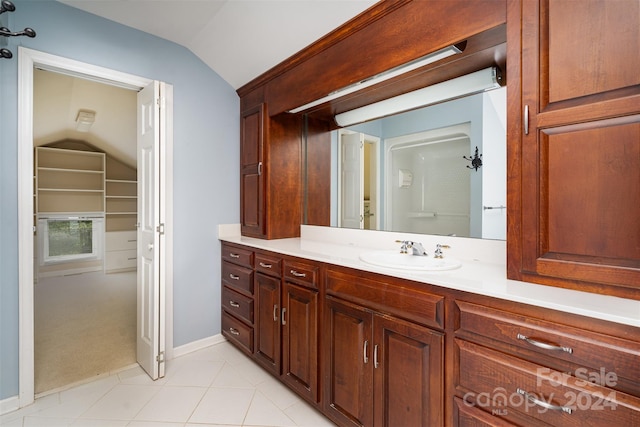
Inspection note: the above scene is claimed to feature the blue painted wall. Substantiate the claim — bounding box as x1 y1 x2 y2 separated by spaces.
0 0 239 400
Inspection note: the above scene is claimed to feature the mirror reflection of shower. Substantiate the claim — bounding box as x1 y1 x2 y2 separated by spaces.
333 87 506 240
386 124 472 237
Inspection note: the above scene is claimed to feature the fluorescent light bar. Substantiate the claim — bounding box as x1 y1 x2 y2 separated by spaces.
335 67 501 127
287 44 464 114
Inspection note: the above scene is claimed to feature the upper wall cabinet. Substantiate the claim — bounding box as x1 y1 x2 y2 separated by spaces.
240 100 302 239
509 0 640 299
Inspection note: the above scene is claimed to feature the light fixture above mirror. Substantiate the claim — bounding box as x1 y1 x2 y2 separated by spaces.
288 42 466 114
335 67 502 127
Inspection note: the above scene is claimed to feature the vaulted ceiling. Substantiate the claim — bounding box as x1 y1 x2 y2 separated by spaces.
58 0 378 89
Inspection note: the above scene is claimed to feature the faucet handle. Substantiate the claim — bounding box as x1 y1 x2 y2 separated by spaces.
395 240 410 253
434 244 451 258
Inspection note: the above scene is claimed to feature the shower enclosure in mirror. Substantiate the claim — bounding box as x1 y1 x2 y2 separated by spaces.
320 86 506 240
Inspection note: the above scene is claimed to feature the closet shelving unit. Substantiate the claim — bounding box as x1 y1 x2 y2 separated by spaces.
35 147 105 214
104 157 138 272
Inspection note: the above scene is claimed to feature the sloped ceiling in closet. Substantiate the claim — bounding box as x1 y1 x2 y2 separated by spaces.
33 69 137 168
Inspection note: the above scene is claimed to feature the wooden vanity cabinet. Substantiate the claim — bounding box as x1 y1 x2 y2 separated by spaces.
324 267 444 427
221 243 255 355
453 299 640 425
254 254 322 401
509 0 640 298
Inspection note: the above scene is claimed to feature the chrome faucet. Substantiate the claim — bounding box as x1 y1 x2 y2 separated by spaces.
434 244 451 258
395 240 428 256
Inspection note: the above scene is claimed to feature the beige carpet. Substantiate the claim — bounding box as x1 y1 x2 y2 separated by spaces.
34 270 137 394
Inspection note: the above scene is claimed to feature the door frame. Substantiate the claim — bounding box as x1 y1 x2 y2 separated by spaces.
17 47 174 407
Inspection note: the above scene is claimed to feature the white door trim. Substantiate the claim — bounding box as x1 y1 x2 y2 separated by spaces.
17 47 173 407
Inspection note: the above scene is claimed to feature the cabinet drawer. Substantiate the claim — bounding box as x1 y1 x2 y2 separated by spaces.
222 312 253 355
326 268 444 330
453 397 517 427
221 244 253 268
456 301 640 394
222 261 253 296
222 286 253 324
105 231 137 251
456 339 640 426
105 249 137 271
284 260 318 289
255 253 282 277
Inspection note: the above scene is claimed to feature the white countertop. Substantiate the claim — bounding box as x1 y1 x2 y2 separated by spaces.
218 224 640 328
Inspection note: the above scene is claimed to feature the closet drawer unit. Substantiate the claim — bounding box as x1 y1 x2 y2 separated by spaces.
105 231 137 251
456 339 640 426
284 259 319 289
255 253 282 277
222 286 254 325
222 261 253 296
456 300 640 395
105 249 137 271
221 244 253 268
222 311 253 355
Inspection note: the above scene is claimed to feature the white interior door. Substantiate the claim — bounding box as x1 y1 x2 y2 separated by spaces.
137 81 165 380
340 132 364 229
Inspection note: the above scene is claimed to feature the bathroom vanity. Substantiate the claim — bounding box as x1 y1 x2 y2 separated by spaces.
219 226 640 426
226 0 639 425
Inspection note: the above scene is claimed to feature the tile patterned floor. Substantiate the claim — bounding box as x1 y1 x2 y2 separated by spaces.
1 341 336 427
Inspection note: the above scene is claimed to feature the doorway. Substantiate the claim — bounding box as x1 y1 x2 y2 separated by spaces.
17 48 173 408
337 130 380 230
32 69 138 394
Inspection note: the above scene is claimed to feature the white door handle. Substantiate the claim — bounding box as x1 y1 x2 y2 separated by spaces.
147 243 154 251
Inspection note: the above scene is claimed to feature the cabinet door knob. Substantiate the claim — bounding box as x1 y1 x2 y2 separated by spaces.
524 104 529 135
229 300 240 308
229 327 240 336
281 307 287 325
229 274 240 280
259 262 272 268
273 304 278 322
363 340 369 364
229 253 240 258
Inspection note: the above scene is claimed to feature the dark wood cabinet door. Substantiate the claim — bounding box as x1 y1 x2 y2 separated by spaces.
281 282 319 402
240 104 265 238
510 0 640 298
254 272 280 374
324 296 373 427
372 315 444 427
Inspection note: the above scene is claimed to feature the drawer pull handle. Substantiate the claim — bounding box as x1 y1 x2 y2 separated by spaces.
517 334 573 354
363 340 369 364
229 253 240 258
229 300 240 308
259 262 272 268
373 344 379 369
516 388 572 414
281 307 287 325
229 327 240 336
273 304 278 322
290 270 306 278
229 274 240 280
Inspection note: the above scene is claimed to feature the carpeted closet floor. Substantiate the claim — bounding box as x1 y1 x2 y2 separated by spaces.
34 270 137 394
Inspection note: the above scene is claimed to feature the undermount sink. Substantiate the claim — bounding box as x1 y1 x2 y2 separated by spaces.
359 250 462 271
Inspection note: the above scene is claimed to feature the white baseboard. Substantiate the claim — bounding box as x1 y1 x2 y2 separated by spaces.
172 334 226 358
0 395 20 416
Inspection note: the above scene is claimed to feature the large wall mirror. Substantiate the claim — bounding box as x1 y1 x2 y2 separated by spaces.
303 85 506 240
